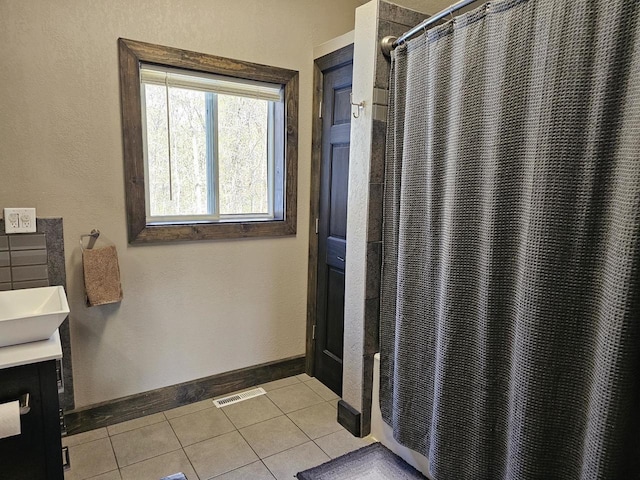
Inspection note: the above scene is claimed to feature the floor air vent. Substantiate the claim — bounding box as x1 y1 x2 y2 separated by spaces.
213 387 267 408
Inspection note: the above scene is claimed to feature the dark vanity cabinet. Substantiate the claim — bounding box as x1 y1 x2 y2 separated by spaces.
0 360 63 480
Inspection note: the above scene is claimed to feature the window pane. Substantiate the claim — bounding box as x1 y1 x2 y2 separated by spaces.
217 95 269 215
145 85 209 217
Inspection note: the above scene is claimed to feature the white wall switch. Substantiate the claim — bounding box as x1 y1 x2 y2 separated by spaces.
4 208 37 233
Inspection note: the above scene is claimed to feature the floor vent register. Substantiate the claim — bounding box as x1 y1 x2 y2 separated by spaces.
212 387 267 408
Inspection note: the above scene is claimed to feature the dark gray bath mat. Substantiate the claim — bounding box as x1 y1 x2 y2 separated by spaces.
297 442 427 479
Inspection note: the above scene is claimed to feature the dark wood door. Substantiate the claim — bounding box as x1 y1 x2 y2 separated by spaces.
314 58 353 396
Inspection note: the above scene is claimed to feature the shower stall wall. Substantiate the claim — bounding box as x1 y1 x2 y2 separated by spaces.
341 0 429 437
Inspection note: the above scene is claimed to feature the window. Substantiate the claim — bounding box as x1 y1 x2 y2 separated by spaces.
118 39 298 243
141 65 282 222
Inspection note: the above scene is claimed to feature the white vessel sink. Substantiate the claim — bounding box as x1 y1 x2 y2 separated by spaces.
0 286 69 348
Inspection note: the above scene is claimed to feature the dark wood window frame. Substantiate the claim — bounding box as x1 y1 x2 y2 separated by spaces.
118 38 299 243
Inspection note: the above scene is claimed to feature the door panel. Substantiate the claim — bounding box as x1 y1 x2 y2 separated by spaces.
333 88 352 125
325 268 345 359
329 146 349 239
314 57 353 396
329 125 351 145
326 238 346 270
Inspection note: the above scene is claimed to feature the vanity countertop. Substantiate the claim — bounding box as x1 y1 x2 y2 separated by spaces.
0 329 62 370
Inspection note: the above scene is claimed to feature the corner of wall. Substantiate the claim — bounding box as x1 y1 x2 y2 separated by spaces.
343 0 435 437
342 0 379 417
314 30 355 60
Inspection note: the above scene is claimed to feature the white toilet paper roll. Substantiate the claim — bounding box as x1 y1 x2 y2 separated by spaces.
0 400 21 439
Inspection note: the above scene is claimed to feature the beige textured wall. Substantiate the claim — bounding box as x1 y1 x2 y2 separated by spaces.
391 0 478 16
0 0 360 408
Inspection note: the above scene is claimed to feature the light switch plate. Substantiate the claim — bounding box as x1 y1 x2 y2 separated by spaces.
4 208 37 233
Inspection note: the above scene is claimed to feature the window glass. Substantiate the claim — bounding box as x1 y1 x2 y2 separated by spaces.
141 67 278 222
145 85 209 217
218 95 270 215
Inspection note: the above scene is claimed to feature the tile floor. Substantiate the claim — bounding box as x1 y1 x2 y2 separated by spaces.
63 373 374 480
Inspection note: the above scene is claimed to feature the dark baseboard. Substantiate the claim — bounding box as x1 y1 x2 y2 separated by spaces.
337 399 362 437
65 355 305 435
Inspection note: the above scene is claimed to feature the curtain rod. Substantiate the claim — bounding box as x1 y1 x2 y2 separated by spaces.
381 0 479 56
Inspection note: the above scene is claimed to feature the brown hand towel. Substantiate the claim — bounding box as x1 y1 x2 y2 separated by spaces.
82 245 123 306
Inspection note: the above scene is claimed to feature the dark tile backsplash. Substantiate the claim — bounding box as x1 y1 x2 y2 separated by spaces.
12 264 48 282
10 249 47 266
9 233 47 250
0 218 74 410
13 279 50 290
367 183 384 243
370 120 387 184
0 268 10 283
365 241 382 300
0 233 49 288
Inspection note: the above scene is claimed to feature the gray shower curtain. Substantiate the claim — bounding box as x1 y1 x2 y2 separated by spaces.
380 1 640 479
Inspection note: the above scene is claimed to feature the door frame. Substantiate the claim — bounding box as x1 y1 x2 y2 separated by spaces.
306 43 355 376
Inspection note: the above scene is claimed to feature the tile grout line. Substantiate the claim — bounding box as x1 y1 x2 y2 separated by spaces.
84 434 338 480
86 469 121 480
107 433 122 474
205 460 275 480
313 425 348 443
165 400 216 421
164 415 200 480
260 439 326 480
217 401 238 424
66 377 311 446
222 412 309 478
210 407 266 480
224 421 270 479
88 409 207 478
112 419 183 475
166 413 189 449
264 382 326 415
221 389 287 429
312 432 338 459
233 401 314 464
68 435 122 480
199 403 268 479
107 412 167 438
262 456 280 480
270 400 326 415
235 422 269 462
67 375 330 479
117 444 185 473
313 439 331 459
261 459 278 480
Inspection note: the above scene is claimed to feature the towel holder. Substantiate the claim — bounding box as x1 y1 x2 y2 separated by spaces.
80 229 100 252
19 393 30 415
1 393 31 415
